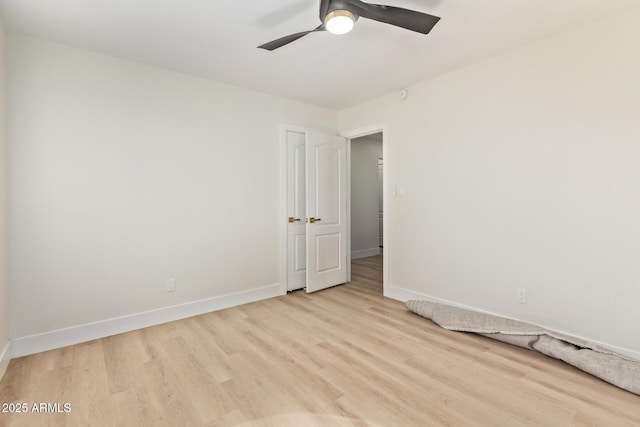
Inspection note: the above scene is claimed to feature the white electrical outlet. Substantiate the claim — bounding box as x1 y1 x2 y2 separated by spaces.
167 278 176 292
517 288 527 304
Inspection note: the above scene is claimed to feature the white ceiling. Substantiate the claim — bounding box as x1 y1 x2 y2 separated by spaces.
0 0 638 109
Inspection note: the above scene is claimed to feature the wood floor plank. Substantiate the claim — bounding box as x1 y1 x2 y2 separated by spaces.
1 255 638 426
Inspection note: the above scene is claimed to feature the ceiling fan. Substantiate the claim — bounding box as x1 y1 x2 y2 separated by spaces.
257 0 441 51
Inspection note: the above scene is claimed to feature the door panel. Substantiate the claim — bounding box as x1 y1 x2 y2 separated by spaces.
315 145 341 224
306 130 347 293
293 234 306 273
316 233 341 272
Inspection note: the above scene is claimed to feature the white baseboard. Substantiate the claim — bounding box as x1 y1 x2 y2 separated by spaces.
11 283 283 358
0 341 11 381
351 247 381 259
385 285 640 362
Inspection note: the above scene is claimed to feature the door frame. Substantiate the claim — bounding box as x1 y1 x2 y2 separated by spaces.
342 123 389 296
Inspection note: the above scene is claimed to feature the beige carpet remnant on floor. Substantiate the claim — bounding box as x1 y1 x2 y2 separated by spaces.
406 300 640 396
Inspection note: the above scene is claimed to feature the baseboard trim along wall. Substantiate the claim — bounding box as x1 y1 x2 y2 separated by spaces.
351 248 381 259
385 285 640 362
0 341 11 381
11 283 283 358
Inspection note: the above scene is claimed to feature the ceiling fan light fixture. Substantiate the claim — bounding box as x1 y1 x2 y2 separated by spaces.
258 1 441 50
324 10 356 35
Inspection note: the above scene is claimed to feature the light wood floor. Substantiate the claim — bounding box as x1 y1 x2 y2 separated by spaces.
1 255 638 426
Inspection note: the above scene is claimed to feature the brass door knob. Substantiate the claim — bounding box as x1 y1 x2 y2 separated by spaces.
308 217 322 223
288 217 301 223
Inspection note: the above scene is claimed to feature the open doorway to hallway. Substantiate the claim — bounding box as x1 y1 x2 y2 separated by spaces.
350 132 383 295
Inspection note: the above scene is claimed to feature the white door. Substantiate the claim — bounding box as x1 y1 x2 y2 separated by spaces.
286 130 307 291
305 130 347 293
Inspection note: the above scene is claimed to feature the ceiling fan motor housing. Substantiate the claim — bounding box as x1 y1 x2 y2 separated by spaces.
326 0 360 20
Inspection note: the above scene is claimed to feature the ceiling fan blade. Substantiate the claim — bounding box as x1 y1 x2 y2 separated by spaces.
257 25 325 51
255 0 312 28
352 2 440 34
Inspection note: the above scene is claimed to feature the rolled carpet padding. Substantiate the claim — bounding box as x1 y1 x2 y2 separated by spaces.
406 300 640 395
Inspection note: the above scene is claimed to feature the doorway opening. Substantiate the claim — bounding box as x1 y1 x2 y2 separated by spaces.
349 133 383 295
343 123 388 297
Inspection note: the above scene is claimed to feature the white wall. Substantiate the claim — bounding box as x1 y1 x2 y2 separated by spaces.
8 35 337 339
0 18 10 372
351 136 382 258
339 7 640 356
